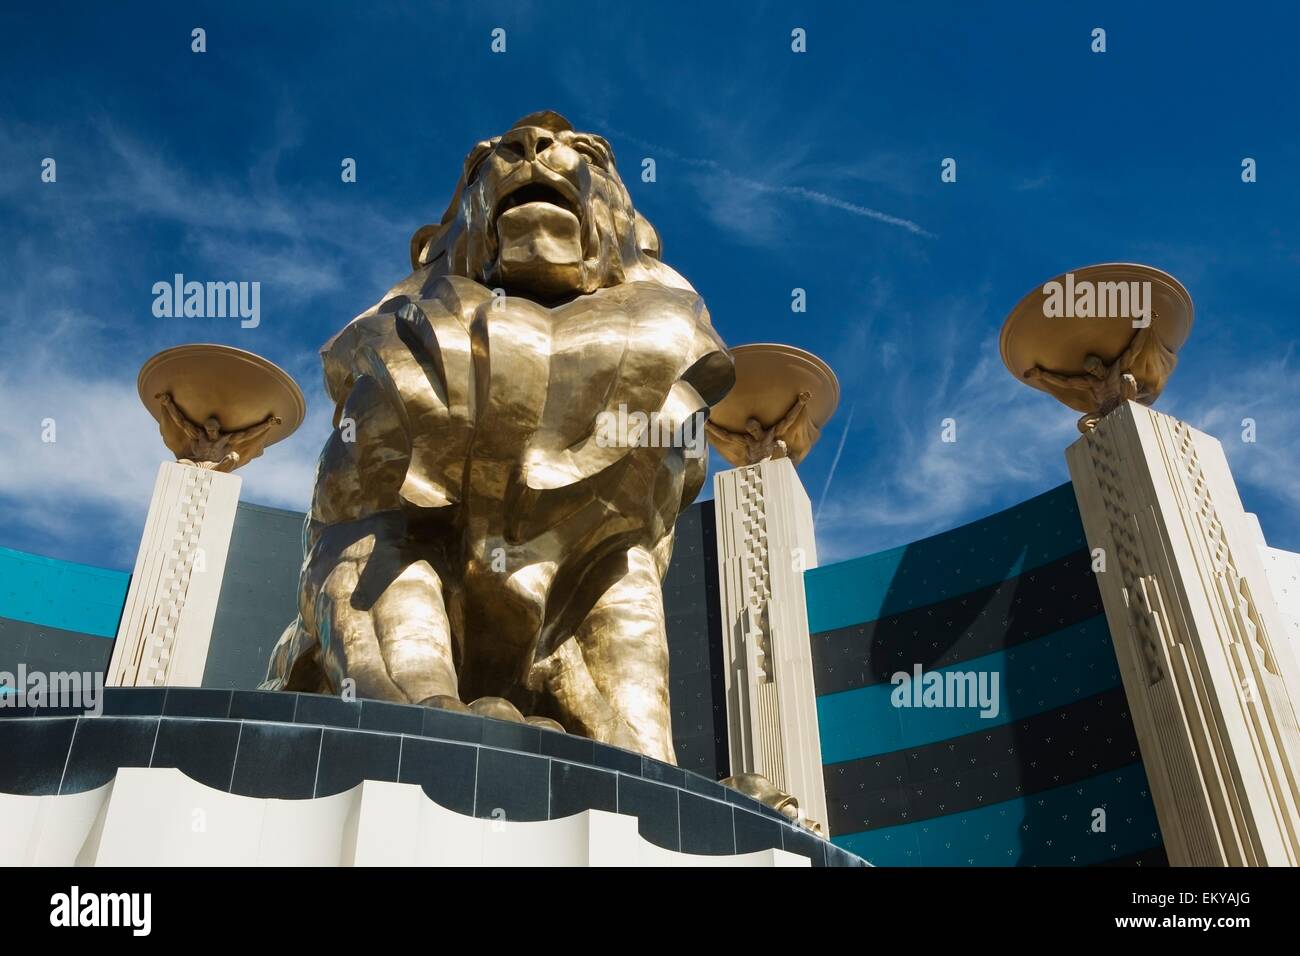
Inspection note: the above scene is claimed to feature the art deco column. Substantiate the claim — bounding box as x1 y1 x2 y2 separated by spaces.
106 345 303 688
1067 402 1300 866
108 462 243 686
1003 263 1300 866
714 457 827 828
706 344 838 830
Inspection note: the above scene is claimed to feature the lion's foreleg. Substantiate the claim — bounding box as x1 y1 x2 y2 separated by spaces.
370 558 459 704
304 516 459 704
539 545 675 763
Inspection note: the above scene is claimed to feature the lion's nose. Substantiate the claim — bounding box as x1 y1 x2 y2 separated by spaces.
499 127 555 162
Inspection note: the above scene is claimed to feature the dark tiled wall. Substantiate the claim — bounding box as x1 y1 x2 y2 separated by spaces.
0 546 129 637
811 549 1105 696
805 482 1165 866
0 617 112 675
824 687 1145 835
205 502 306 689
662 499 729 779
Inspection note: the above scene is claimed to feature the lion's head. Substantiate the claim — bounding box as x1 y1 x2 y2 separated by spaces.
409 110 671 300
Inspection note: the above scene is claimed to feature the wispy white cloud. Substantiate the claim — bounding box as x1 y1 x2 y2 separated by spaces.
813 326 1077 564
604 128 934 240
812 322 1300 566
1014 173 1053 192
0 115 395 565
1168 347 1300 546
0 325 330 565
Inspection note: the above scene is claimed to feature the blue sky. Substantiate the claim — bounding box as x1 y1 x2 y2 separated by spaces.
2 1 1298 571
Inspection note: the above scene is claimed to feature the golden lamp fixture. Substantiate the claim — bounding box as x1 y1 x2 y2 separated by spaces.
263 111 737 764
137 344 305 472
704 343 839 467
1000 263 1193 432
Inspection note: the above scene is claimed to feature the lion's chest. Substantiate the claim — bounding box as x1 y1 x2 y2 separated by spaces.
464 283 705 454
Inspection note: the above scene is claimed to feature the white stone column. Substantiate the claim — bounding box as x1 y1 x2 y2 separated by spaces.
713 457 828 829
1249 513 1300 660
106 461 241 687
1066 401 1300 866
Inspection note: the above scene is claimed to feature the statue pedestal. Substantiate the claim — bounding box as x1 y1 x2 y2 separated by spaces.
0 688 867 866
1067 401 1300 865
106 462 242 687
713 457 828 829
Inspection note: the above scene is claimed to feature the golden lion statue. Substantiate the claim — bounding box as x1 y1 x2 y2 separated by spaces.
263 111 734 763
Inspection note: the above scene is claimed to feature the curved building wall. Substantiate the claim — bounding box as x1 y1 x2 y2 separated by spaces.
804 483 1166 866
0 547 126 678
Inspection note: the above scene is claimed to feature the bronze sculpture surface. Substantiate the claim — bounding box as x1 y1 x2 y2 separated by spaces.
704 343 839 467
1000 263 1192 432
156 393 282 472
1022 325 1175 432
706 391 811 465
264 111 734 763
137 343 305 471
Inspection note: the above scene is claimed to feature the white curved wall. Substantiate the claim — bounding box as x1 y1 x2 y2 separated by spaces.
0 767 808 867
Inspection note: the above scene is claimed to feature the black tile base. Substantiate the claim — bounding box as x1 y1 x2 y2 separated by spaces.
398 736 477 815
594 745 641 775
61 717 159 794
734 805 784 855
230 722 322 799
550 762 617 819
474 747 548 822
315 728 401 796
163 688 232 719
782 824 828 867
0 718 76 795
293 693 361 730
229 690 296 723
102 688 165 717
679 791 736 855
150 718 241 791
360 700 423 735
617 774 680 851
0 688 863 865
539 729 595 765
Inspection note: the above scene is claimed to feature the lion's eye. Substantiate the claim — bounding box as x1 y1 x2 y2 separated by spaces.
574 143 606 169
496 141 524 162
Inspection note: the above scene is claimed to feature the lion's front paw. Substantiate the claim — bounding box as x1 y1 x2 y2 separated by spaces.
418 694 471 713
468 696 526 723
525 715 566 733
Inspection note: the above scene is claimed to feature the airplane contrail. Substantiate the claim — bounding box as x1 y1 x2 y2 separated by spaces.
604 128 934 238
815 403 855 524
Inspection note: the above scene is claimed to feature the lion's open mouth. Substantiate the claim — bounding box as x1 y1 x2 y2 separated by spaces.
494 182 581 222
